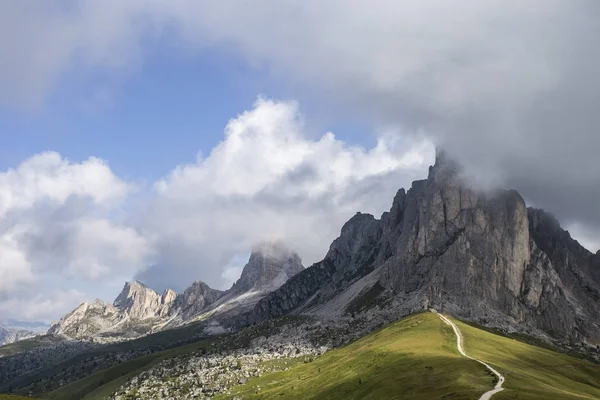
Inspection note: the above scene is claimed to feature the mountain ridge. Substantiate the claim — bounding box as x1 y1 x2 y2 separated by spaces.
245 152 600 345
48 241 304 341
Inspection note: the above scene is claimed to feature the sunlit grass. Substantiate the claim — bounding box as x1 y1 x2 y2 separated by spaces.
456 319 600 400
38 313 600 400
215 313 493 400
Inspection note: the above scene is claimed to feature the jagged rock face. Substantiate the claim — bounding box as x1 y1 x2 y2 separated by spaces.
49 282 178 339
251 215 382 321
113 281 176 319
48 300 120 337
177 281 224 319
377 154 532 314
251 152 600 343
230 242 304 294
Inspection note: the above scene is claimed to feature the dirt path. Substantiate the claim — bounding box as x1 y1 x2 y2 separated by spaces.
431 310 505 400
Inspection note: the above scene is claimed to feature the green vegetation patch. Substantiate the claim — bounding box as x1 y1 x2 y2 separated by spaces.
46 338 214 400
216 313 493 400
0 339 42 357
456 319 600 400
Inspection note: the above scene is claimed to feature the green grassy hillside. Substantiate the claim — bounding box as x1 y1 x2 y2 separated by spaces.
216 313 494 400
457 320 600 400
46 338 213 400
0 339 42 358
29 312 600 400
217 313 600 400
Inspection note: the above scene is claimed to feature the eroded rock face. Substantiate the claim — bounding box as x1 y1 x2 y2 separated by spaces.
177 281 224 320
251 152 600 343
230 241 304 294
48 300 120 338
113 281 176 320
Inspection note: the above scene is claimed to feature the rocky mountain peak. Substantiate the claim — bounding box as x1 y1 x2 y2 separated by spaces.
231 241 304 294
177 281 224 319
90 299 106 310
250 152 600 344
161 289 177 305
110 280 175 320
113 281 150 308
427 149 461 183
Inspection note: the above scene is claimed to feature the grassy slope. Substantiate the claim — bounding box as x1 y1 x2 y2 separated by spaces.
216 313 493 400
0 340 42 358
2 320 213 396
457 320 600 400
43 316 306 400
46 338 213 400
39 313 600 400
0 396 33 400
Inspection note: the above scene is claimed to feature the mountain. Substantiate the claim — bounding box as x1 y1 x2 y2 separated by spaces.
48 241 303 341
173 241 305 326
0 325 36 347
0 320 49 334
176 281 224 320
231 241 305 294
5 155 600 399
249 151 600 345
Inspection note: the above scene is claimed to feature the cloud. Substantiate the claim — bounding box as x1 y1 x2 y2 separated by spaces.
2 1 600 317
0 289 86 323
0 235 34 293
136 97 434 291
0 152 128 215
2 1 599 248
0 98 432 319
0 152 150 320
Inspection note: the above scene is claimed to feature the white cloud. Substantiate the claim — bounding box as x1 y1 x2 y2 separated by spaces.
0 98 432 320
0 152 150 320
0 235 34 293
0 152 128 216
2 1 599 239
137 97 434 291
0 289 86 323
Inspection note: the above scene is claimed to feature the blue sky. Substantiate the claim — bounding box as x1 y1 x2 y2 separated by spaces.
0 1 599 323
1 47 268 179
0 40 375 183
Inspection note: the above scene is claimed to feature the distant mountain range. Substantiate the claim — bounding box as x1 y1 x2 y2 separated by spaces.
48 241 304 341
0 320 48 346
47 152 600 348
2 152 599 399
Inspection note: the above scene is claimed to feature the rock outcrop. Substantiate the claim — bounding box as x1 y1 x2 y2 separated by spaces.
230 242 304 294
250 151 600 344
199 242 305 326
177 281 224 320
113 281 177 319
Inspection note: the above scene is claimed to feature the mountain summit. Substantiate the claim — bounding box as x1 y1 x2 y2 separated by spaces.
250 152 600 344
231 241 304 294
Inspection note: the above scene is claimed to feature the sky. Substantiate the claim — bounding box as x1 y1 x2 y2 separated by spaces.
1 0 599 323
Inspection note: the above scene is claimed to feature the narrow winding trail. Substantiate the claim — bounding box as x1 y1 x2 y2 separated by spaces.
432 310 505 400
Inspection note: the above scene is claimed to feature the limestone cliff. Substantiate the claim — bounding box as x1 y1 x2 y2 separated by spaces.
250 152 600 344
